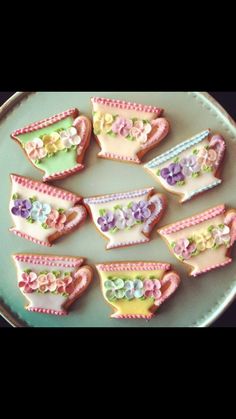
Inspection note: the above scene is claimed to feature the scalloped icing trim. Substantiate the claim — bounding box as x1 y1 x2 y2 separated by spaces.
96 262 171 272
111 313 154 320
191 258 232 277
10 174 81 203
91 97 163 115
145 129 210 169
98 151 140 163
106 238 149 249
159 205 225 235
183 179 222 202
27 307 67 316
13 254 84 268
10 229 51 247
84 188 154 205
43 164 84 182
11 108 79 137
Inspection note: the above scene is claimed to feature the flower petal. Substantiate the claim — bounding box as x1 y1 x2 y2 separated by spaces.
104 280 115 290
134 289 144 298
115 289 125 299
114 278 125 289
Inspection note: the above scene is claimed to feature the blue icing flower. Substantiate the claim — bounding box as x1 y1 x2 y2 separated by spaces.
124 279 144 299
30 201 52 223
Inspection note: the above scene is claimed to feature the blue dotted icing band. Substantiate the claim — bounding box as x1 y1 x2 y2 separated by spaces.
184 179 222 201
145 130 210 169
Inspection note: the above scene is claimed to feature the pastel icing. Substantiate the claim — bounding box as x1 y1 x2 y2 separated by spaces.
84 188 166 249
91 97 170 163
158 205 236 276
11 109 92 181
9 174 87 246
144 130 226 202
96 262 180 319
13 254 93 315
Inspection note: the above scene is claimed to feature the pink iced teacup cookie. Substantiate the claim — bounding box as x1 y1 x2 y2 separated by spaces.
91 97 170 164
84 187 166 250
13 254 93 316
11 108 92 182
158 205 236 276
144 130 226 202
96 261 180 320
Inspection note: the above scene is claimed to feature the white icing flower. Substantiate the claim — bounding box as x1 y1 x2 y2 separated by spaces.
60 127 81 148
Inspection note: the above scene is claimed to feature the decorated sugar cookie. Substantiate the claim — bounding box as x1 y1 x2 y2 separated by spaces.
144 130 226 202
96 262 180 319
11 108 92 182
9 174 87 246
84 188 166 250
13 254 93 316
91 97 170 164
158 205 236 277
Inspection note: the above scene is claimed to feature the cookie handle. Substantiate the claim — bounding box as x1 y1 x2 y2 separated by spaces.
62 205 87 233
142 194 166 234
140 118 170 150
209 135 226 168
224 209 236 246
63 266 93 310
154 271 180 308
73 116 92 157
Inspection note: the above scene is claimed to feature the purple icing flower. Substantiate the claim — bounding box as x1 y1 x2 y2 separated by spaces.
11 199 32 218
112 117 133 137
97 211 116 232
131 201 151 222
180 156 201 176
160 163 185 186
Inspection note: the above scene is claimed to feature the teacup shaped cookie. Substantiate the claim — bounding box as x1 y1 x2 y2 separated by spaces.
13 254 93 316
11 108 92 181
84 187 166 249
158 205 236 276
91 97 170 164
144 130 226 202
96 262 180 319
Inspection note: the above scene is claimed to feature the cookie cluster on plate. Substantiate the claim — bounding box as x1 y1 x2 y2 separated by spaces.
9 97 234 320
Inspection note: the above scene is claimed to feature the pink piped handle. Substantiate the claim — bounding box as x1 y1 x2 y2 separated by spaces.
154 271 180 308
224 210 236 246
140 118 170 150
62 205 87 233
73 116 91 157
63 266 93 309
209 135 226 168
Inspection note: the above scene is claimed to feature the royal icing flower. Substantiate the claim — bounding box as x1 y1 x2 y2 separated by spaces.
160 163 185 186
130 120 152 143
25 138 47 160
193 233 215 252
112 117 133 137
11 199 32 218
56 275 73 294
19 271 38 293
180 156 201 176
197 147 217 168
143 279 162 299
60 127 81 148
114 208 136 230
46 209 67 231
131 201 151 222
124 279 144 299
97 211 116 232
43 132 65 154
30 201 52 223
104 278 126 300
212 225 231 246
37 273 57 293
93 112 114 134
173 238 197 260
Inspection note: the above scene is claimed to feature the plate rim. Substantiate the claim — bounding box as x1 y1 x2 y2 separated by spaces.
0 91 236 328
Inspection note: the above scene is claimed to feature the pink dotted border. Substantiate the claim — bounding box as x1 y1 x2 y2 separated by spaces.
92 97 163 115
159 205 225 235
11 108 79 137
27 307 67 316
11 174 81 203
10 229 51 247
43 164 84 182
191 258 232 277
13 254 84 268
98 152 140 163
96 262 171 272
111 314 154 320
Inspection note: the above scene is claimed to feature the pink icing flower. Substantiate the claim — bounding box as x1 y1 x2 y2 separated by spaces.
173 238 196 260
37 273 57 293
46 209 67 231
197 148 217 167
212 225 231 246
19 272 38 293
144 279 162 299
112 117 133 137
25 138 47 160
130 120 152 143
56 276 73 294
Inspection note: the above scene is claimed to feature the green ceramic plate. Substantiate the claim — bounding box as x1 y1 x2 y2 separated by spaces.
1 92 236 327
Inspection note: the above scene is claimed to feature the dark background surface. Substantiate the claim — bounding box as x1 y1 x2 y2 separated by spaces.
0 91 235 328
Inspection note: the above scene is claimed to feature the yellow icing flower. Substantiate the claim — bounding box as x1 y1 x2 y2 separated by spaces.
93 112 114 134
43 132 65 154
193 232 215 252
